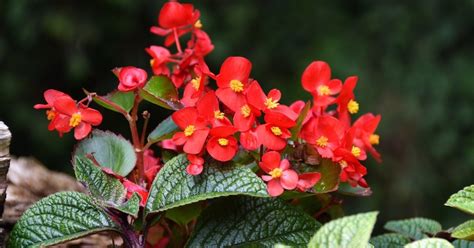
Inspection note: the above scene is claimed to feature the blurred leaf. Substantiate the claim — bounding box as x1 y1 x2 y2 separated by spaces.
140 76 182 110
370 233 410 248
165 203 203 227
338 182 373 197
445 185 474 215
91 90 135 114
384 218 442 240
452 240 474 248
313 159 341 193
147 115 178 144
452 220 474 241
404 238 454 248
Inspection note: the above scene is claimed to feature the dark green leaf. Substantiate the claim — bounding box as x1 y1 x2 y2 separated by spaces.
369 233 410 248
404 238 454 248
74 130 136 177
165 203 203 226
145 154 268 215
313 159 341 193
308 211 378 248
452 220 474 241
384 218 442 240
8 192 120 248
116 193 141 218
290 101 311 140
445 185 474 215
186 196 321 247
139 76 182 110
92 90 135 113
147 115 178 144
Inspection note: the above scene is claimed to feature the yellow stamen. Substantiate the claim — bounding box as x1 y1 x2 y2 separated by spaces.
316 136 329 147
69 113 82 127
214 110 225 120
339 160 348 168
46 110 56 120
351 146 361 157
240 104 251 118
264 97 279 109
269 168 283 178
218 138 229 146
271 126 282 136
347 100 359 114
317 85 330 96
194 20 202 29
191 77 201 90
184 125 195 137
369 134 380 145
230 79 244 93
150 59 155 67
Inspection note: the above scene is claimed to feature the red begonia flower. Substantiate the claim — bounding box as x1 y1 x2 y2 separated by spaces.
301 61 342 106
34 89 74 134
336 76 359 127
160 139 180 151
52 96 102 140
196 91 232 127
187 29 214 57
215 56 252 112
158 2 199 30
259 151 298 197
206 126 238 162
352 113 382 162
233 103 260 132
334 149 368 188
246 81 281 112
256 111 295 151
296 172 321 192
123 179 149 206
336 128 368 161
186 154 204 175
172 107 209 154
300 115 344 159
239 128 260 151
117 66 148 92
146 46 171 76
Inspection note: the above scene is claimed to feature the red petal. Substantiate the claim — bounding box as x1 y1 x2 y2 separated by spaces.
172 107 198 129
79 107 102 125
259 151 281 173
268 89 281 102
215 88 246 112
264 111 296 128
44 89 69 106
257 124 287 151
74 123 92 140
239 130 260 151
172 132 187 146
209 126 236 137
216 56 252 88
206 136 237 162
301 61 331 93
183 128 209 154
53 96 78 116
297 172 321 191
267 179 284 197
280 169 298 190
186 163 204 175
233 111 255 132
196 91 219 121
245 81 266 110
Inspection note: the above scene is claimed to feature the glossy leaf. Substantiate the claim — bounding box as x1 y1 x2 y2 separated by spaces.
145 154 268 215
404 238 454 248
313 159 341 193
445 185 474 215
308 211 378 248
147 115 178 144
384 218 442 240
186 196 321 247
290 101 311 140
140 76 182 110
370 233 411 248
74 130 136 177
452 220 474 241
92 90 135 113
8 192 120 248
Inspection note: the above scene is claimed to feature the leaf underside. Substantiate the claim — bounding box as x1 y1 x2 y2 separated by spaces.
384 218 442 240
370 233 411 248
445 185 474 215
404 238 454 248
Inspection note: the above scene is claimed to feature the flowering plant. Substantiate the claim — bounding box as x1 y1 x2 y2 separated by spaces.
9 1 384 247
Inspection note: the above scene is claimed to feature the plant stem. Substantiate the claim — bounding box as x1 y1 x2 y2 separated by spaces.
129 93 145 185
173 28 183 54
140 111 150 147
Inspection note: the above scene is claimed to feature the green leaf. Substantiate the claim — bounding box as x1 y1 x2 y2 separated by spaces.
404 238 454 248
147 116 178 144
74 130 136 177
165 203 203 226
290 101 311 140
186 196 321 247
370 233 411 248
92 90 135 113
338 182 373 197
116 193 141 218
313 159 341 193
140 76 182 110
445 185 474 215
308 211 378 248
384 218 442 240
453 240 474 248
8 192 120 248
452 220 474 241
145 154 268 215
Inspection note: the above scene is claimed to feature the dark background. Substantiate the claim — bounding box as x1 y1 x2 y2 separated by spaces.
1 0 474 232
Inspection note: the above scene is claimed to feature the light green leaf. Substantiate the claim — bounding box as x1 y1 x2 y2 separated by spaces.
165 203 203 227
308 211 378 248
370 233 411 248
186 196 321 247
147 115 178 144
445 185 474 215
452 240 474 248
145 154 268 215
8 192 120 248
74 129 136 177
452 220 474 241
116 193 141 218
92 90 135 113
384 218 442 240
404 238 454 248
140 76 182 110
313 159 341 193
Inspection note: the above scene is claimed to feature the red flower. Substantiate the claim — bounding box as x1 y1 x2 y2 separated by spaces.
233 103 260 132
196 91 232 127
158 2 199 30
52 96 102 140
172 107 209 154
259 151 298 197
336 128 367 161
146 46 171 76
123 179 148 206
187 29 214 57
186 154 204 175
352 113 382 162
301 61 342 106
34 89 74 134
300 115 344 158
296 172 321 192
215 56 252 112
334 149 368 188
206 126 238 162
246 81 281 112
117 66 148 92
336 76 359 127
239 128 260 151
256 111 296 151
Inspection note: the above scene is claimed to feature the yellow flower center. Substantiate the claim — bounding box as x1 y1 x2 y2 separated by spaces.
194 20 202 29
339 160 348 168
149 59 155 67
184 125 195 137
316 136 329 147
264 97 279 109
69 113 82 127
230 79 244 92
269 168 283 178
369 134 380 145
240 104 251 118
46 110 56 120
218 138 229 146
214 110 225 120
351 146 361 157
191 77 201 90
271 126 282 136
317 85 331 96
347 100 359 114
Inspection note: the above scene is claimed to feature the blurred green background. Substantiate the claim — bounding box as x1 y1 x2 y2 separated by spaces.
1 0 474 232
